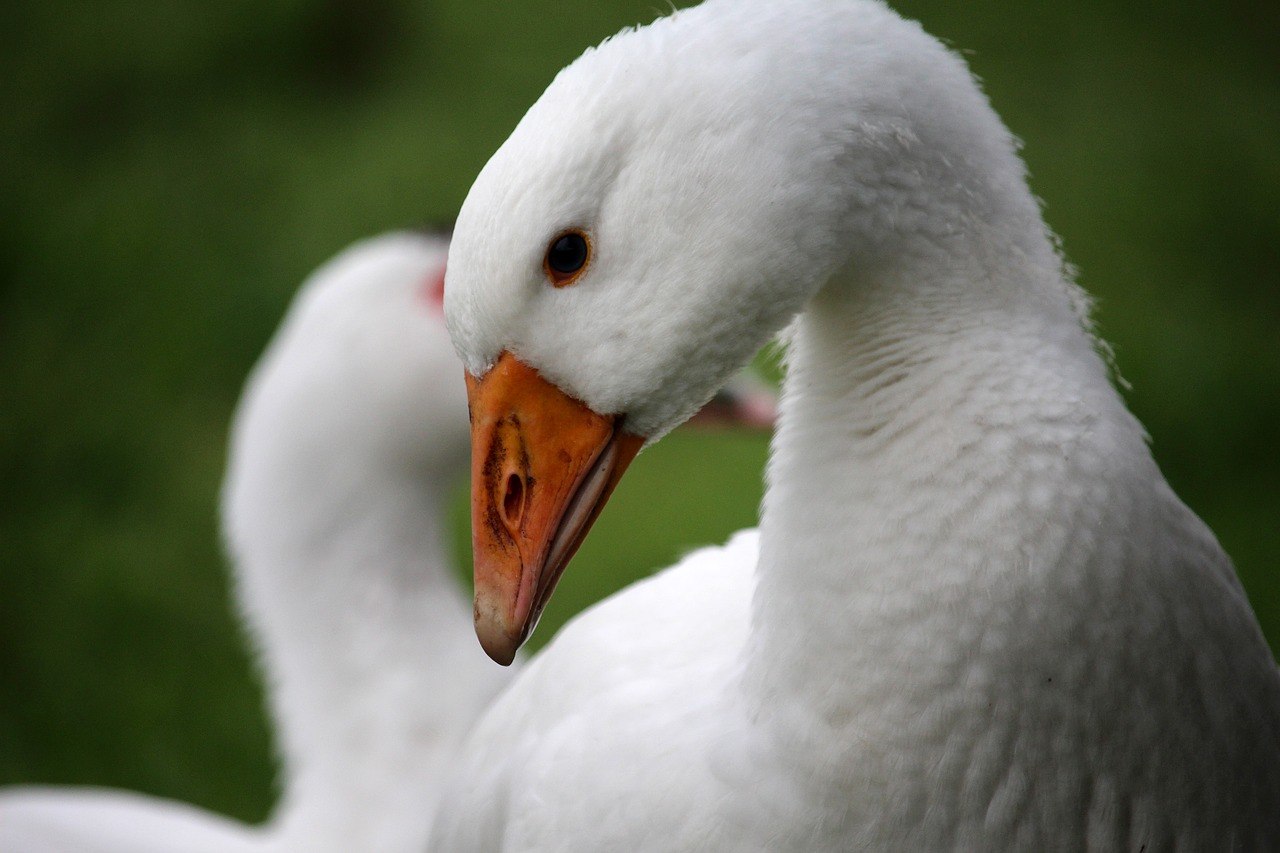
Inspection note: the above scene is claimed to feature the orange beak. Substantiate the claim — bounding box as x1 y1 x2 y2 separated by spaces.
465 351 643 665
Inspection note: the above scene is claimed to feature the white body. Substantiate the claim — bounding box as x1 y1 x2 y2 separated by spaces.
436 0 1280 849
0 233 511 852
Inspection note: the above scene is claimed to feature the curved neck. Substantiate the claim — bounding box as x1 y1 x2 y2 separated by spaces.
228 465 507 849
741 230 1145 773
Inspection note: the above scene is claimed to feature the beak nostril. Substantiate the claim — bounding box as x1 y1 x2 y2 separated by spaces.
502 472 525 529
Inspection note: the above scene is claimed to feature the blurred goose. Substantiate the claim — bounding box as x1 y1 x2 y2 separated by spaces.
0 233 509 852
432 0 1280 849
0 232 774 852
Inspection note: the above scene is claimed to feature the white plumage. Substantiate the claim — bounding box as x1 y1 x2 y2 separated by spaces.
436 0 1280 849
0 233 511 852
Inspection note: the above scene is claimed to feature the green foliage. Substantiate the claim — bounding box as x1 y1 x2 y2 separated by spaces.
2 0 1276 823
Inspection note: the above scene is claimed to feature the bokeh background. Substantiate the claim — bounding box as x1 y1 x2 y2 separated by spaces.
2 0 1277 825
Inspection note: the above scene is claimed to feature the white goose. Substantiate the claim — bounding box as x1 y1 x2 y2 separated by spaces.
0 233 510 852
434 0 1280 848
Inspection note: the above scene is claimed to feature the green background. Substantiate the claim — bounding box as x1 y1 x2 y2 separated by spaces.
2 0 1277 824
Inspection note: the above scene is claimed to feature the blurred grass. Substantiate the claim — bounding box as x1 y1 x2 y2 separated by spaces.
1 0 1276 825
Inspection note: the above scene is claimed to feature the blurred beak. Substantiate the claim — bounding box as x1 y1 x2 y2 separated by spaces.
465 351 643 665
685 370 778 431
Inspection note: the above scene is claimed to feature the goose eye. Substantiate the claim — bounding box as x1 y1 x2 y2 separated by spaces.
544 230 590 287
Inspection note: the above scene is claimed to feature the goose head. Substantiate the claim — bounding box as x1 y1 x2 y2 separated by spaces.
446 0 1036 663
446 39 816 657
447 16 855 440
224 231 468 558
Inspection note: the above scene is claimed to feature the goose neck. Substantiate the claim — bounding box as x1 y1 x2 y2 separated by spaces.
742 242 1133 747
231 474 505 846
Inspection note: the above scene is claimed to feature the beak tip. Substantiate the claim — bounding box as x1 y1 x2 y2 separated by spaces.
475 613 521 666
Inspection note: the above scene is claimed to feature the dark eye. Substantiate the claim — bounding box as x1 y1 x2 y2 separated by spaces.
544 230 591 287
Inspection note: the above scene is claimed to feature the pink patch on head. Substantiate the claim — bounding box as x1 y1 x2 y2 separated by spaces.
419 264 447 314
